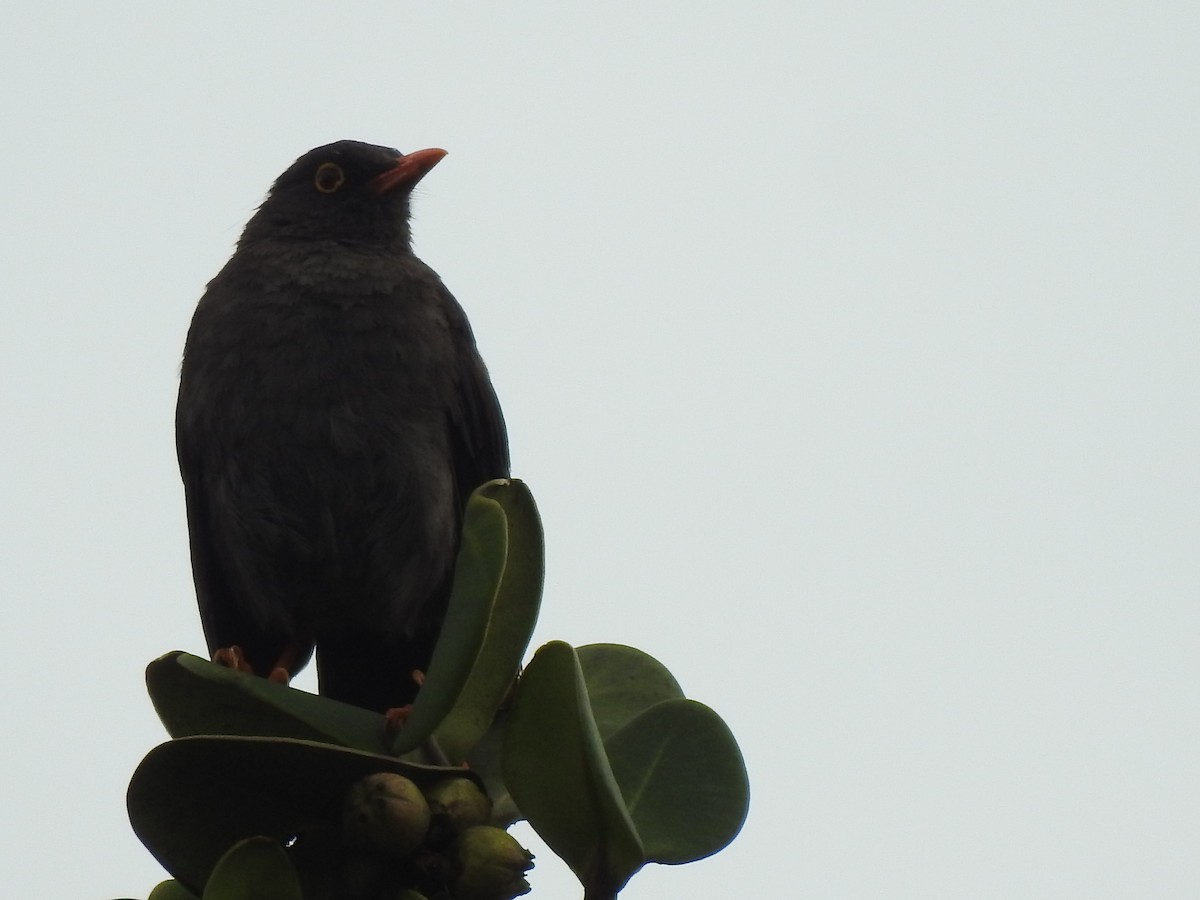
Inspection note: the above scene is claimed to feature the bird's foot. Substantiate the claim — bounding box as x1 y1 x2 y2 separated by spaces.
384 704 414 734
212 646 254 674
211 647 293 685
382 671 429 733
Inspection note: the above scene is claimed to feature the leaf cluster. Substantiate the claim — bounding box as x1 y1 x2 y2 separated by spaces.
122 481 748 899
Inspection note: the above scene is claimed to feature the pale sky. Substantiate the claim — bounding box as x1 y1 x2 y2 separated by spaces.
3 3 1198 898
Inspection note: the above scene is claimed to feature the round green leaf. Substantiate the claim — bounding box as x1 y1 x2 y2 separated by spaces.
203 837 300 900
502 641 645 895
606 698 749 864
128 735 480 894
147 880 199 900
390 489 508 755
146 652 390 754
576 643 684 742
434 479 544 762
463 709 519 827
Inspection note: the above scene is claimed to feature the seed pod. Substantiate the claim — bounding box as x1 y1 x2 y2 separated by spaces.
450 825 534 900
342 773 431 858
425 777 493 836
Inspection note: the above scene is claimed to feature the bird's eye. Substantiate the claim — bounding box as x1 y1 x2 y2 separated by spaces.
314 162 345 193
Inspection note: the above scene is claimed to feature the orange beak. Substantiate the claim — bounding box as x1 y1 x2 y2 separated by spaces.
370 147 448 194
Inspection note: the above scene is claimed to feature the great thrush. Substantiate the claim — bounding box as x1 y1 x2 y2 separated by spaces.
176 140 509 712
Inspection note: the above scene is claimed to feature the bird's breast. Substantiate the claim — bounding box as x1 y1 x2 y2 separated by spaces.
180 274 462 632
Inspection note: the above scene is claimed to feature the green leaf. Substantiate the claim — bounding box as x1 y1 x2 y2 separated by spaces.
147 881 199 900
605 699 749 865
146 652 390 754
391 486 509 755
577 644 684 742
128 735 479 895
502 641 644 896
203 837 300 900
462 708 521 827
435 479 545 762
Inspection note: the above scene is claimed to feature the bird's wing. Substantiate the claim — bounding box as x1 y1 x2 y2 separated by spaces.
445 298 511 503
176 355 304 673
175 401 238 654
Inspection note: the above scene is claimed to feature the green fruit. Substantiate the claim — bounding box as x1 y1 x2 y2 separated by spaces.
343 773 432 858
425 777 493 835
450 826 534 900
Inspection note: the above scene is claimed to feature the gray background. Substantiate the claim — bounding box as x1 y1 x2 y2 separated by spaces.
2 3 1197 897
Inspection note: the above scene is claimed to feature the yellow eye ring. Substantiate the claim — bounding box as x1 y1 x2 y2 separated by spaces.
314 162 345 193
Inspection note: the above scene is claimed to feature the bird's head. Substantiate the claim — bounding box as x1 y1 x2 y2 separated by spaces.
239 140 447 251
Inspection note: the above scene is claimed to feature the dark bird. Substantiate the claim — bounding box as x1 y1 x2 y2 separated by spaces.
176 140 509 712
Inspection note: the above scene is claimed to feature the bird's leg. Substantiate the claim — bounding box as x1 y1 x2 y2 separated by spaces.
212 641 307 684
384 705 413 731
212 646 254 674
267 639 312 686
383 669 427 732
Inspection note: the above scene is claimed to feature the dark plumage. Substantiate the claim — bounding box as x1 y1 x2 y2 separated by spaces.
176 140 508 712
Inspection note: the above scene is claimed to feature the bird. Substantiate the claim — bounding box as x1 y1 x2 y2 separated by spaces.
175 140 509 713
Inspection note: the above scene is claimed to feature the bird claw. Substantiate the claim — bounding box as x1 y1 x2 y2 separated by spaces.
384 704 414 734
212 646 254 674
212 647 293 686
380 670 430 734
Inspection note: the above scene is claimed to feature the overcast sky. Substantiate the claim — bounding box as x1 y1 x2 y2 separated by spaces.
2 3 1198 898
